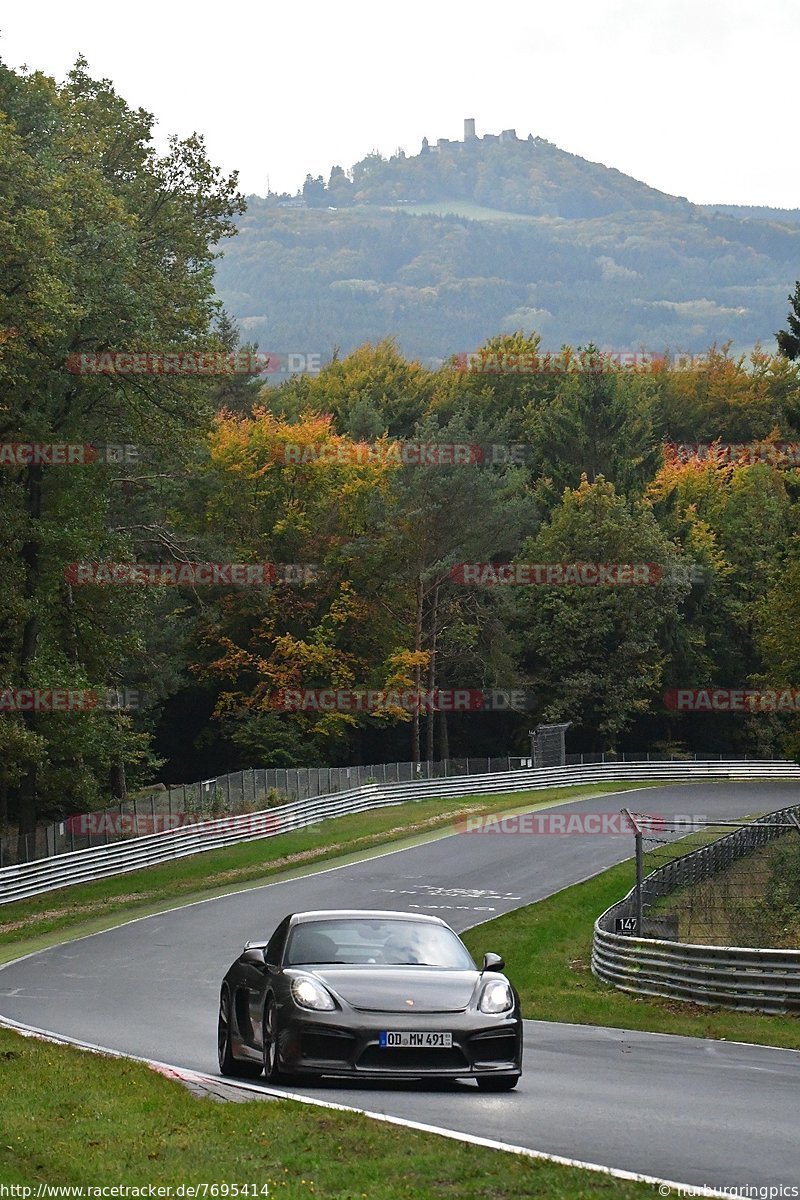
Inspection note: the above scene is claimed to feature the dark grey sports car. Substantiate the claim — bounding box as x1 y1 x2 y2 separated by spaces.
217 909 522 1089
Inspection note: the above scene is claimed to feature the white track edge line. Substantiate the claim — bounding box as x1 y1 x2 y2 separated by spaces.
0 1013 741 1200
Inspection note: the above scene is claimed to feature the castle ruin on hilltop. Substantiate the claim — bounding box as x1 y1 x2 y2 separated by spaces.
422 119 532 154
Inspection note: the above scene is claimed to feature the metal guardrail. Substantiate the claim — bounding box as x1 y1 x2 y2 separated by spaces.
2 759 798 907
2 749 769 867
0 754 527 866
592 801 800 1014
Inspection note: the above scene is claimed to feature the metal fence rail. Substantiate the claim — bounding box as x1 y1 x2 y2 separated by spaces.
592 801 800 1013
2 759 798 907
1 754 528 866
1 750 766 866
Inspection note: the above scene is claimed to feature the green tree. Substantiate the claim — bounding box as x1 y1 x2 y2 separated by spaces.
370 408 537 762
0 57 243 836
209 309 263 416
514 477 686 746
271 340 436 439
753 545 800 757
529 346 661 503
777 282 800 360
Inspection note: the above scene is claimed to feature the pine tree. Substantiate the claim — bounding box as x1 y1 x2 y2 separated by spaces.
776 281 800 360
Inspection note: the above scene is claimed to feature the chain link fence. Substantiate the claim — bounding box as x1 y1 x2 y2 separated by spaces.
0 749 764 867
593 803 800 1011
638 809 800 944
0 755 523 866
598 803 800 941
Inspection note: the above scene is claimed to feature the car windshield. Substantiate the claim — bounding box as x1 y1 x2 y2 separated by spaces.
284 918 476 969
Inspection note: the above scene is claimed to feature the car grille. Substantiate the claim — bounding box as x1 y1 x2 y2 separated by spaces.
357 1046 468 1072
300 1027 356 1063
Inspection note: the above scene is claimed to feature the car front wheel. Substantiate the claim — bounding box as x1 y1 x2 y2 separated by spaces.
263 996 283 1082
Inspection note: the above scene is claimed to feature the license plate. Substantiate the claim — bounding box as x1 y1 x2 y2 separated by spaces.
379 1031 452 1048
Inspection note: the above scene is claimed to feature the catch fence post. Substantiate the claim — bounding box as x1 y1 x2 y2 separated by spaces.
622 807 644 934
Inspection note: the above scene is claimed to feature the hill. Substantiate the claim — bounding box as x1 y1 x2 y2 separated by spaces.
214 128 800 366
315 130 695 219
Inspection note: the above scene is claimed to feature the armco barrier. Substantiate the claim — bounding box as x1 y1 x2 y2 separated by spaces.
1 754 531 866
4 751 785 866
2 759 799 906
592 801 800 1013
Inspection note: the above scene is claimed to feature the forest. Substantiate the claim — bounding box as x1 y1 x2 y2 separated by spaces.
2 59 800 834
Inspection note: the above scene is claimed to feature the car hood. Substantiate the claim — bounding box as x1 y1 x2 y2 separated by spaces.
310 967 480 1013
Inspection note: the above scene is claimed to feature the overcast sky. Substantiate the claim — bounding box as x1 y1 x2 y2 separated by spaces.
2 0 798 207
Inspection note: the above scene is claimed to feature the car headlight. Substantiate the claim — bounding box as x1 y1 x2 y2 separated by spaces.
479 979 513 1014
291 975 336 1011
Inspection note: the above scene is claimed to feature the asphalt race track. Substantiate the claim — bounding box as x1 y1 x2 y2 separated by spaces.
2 782 799 1191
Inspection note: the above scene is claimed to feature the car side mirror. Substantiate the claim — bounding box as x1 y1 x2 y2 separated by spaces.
242 946 266 967
482 952 505 972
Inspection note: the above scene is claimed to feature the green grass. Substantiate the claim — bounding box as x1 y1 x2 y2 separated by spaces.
384 199 539 221
461 832 800 1050
0 782 657 960
0 1024 658 1196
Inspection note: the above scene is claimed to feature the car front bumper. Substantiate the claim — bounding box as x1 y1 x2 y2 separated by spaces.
275 1003 522 1079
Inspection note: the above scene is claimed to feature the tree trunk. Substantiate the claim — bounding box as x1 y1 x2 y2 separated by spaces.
110 759 127 801
425 583 439 764
439 709 449 762
17 463 43 839
412 576 423 765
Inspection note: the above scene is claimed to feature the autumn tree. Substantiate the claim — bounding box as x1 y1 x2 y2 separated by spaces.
189 410 403 764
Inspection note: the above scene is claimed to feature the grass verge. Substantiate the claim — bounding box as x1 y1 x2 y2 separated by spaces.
461 830 800 1050
0 1023 660 1197
0 782 656 960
